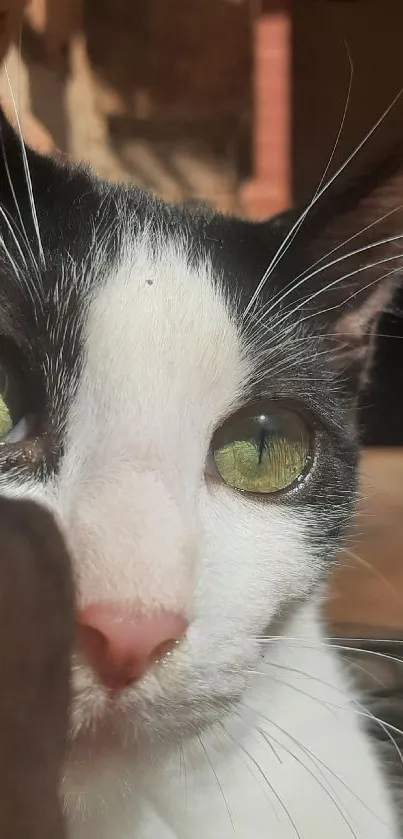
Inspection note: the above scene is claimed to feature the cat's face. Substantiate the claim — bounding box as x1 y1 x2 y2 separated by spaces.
0 113 400 761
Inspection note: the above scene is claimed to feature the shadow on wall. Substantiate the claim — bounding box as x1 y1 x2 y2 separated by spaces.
20 0 253 207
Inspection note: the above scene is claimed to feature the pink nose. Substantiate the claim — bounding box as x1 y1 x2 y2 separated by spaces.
77 602 188 692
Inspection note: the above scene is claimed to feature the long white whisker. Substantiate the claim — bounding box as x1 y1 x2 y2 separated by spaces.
243 47 354 325
0 123 45 317
343 656 387 690
0 238 21 279
3 64 45 265
245 700 388 827
243 86 403 319
250 203 403 341
0 127 41 274
253 233 403 330
266 252 403 341
290 266 402 335
314 43 354 198
224 725 301 837
0 203 28 267
251 660 403 769
344 548 403 606
178 744 188 808
197 735 235 831
254 635 403 645
257 726 358 837
256 637 403 667
0 203 45 311
291 203 403 289
218 720 282 816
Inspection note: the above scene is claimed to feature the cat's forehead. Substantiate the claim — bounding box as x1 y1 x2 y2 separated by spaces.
0 156 345 450
78 232 248 436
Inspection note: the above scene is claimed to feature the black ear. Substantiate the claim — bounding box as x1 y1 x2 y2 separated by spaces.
0 101 47 177
0 102 58 243
0 102 101 272
0 99 65 180
279 148 403 389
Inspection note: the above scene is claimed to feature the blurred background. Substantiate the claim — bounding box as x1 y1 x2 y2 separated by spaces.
1 0 403 764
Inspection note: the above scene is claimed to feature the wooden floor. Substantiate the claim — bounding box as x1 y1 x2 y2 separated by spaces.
326 449 403 795
328 448 403 638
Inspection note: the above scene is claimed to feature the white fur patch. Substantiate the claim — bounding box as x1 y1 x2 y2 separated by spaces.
55 236 249 611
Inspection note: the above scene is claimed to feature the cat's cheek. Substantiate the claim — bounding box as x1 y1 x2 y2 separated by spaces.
195 485 322 646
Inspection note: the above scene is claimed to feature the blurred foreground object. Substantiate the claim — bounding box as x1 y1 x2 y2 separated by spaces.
0 497 74 839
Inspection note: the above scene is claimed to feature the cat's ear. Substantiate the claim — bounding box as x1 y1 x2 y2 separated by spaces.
0 103 62 249
286 149 403 388
0 101 94 247
0 100 39 160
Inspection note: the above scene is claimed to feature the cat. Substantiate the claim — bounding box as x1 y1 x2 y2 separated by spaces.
0 496 74 838
0 102 402 838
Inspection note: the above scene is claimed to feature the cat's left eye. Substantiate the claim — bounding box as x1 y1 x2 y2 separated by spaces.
0 363 27 444
211 406 313 495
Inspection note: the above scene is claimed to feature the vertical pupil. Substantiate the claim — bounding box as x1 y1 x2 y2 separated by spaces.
257 428 267 464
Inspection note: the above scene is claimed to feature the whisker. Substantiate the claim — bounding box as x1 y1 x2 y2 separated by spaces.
197 734 235 832
179 744 188 809
255 259 403 352
249 661 403 771
244 700 388 827
0 123 44 313
253 234 403 332
314 43 354 198
223 725 301 837
0 236 21 279
217 720 281 814
0 202 27 267
290 203 403 292
243 86 403 319
256 637 403 662
257 726 358 838
3 63 45 265
343 548 403 606
292 266 402 336
255 634 403 646
250 206 403 337
344 657 387 690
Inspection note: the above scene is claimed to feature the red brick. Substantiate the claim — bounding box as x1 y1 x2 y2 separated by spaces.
246 0 291 217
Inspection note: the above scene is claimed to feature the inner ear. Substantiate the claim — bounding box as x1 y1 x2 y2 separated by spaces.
329 275 399 388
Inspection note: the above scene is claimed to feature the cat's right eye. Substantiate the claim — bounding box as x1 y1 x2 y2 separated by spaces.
210 405 313 495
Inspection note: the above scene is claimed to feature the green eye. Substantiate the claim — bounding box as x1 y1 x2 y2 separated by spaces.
0 363 22 442
212 407 312 494
0 394 12 439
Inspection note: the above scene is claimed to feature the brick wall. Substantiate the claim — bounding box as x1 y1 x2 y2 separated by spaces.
242 0 291 219
10 1 293 214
